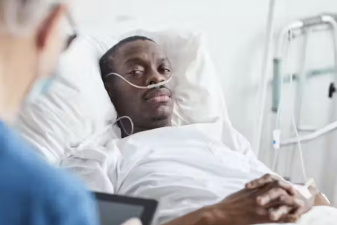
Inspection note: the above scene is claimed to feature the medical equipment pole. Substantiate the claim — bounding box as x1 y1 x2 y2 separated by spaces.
321 15 337 202
254 0 277 156
322 16 337 123
281 120 337 146
272 15 337 183
280 16 337 146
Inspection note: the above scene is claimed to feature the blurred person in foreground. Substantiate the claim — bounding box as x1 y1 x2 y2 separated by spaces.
0 0 99 224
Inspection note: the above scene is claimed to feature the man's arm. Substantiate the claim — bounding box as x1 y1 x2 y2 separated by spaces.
163 207 220 225
246 174 332 207
308 186 331 206
163 174 314 225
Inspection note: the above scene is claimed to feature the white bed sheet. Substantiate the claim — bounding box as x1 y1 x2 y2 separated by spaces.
61 122 337 225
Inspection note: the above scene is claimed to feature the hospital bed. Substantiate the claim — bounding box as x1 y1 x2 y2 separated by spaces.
15 29 337 225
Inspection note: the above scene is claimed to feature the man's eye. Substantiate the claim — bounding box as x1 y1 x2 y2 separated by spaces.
161 68 171 73
129 70 143 76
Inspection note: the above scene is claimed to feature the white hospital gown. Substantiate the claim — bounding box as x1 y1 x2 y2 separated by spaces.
62 124 335 225
105 124 272 224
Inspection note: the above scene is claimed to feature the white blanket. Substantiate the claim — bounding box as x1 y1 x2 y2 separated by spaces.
61 123 337 225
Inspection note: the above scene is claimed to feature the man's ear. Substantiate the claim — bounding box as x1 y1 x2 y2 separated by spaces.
36 4 66 50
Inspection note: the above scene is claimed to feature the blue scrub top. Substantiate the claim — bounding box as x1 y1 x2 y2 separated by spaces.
0 120 99 225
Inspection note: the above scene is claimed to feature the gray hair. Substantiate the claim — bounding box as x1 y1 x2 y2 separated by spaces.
0 0 63 35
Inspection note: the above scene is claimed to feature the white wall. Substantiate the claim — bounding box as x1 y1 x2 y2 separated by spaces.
70 0 337 204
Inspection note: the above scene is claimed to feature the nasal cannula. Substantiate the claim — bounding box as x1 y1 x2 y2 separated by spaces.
105 72 173 136
106 72 173 89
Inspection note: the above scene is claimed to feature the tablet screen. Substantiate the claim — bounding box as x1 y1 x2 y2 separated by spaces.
94 193 158 225
97 200 144 225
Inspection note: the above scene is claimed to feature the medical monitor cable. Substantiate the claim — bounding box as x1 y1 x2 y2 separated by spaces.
291 29 308 182
288 32 308 181
272 32 291 171
255 0 277 155
273 30 308 182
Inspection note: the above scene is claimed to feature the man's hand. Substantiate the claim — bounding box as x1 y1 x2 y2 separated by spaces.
164 174 314 225
197 174 313 225
164 185 299 225
201 183 303 225
245 174 314 222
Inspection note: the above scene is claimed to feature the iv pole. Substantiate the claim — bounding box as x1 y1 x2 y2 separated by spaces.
254 0 277 156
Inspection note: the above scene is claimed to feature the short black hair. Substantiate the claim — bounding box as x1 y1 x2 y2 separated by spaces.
99 36 155 82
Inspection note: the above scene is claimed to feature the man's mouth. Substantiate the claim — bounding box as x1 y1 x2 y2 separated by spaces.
144 88 172 103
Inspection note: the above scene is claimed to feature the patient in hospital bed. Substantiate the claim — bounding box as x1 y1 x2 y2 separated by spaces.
63 35 334 225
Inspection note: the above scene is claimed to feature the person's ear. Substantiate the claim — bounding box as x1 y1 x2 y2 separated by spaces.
35 4 66 50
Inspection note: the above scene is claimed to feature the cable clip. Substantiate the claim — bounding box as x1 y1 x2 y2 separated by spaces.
273 129 281 149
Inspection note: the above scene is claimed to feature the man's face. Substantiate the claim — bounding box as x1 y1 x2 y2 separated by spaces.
105 40 174 131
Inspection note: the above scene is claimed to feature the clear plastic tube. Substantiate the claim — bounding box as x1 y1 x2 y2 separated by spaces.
106 72 173 89
115 116 134 136
107 72 173 137
273 30 308 182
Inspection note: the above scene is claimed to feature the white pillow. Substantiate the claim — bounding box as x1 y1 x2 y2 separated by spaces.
17 29 229 164
119 30 230 126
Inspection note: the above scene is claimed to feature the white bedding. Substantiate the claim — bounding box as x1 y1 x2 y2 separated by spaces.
61 122 337 225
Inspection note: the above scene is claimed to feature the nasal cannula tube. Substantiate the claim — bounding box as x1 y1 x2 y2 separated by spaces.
106 72 173 89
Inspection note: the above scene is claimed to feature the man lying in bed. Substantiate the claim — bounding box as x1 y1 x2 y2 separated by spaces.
97 36 330 225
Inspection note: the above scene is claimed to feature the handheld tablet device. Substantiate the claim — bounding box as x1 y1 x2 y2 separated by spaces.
94 192 158 225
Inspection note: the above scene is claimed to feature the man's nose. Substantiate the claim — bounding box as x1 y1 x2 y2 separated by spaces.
145 70 166 86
